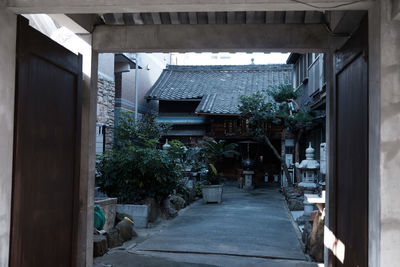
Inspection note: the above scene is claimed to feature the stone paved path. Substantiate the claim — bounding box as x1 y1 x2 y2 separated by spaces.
95 185 318 267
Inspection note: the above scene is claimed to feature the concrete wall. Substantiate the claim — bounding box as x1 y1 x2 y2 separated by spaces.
376 0 400 265
369 0 400 266
0 6 16 267
117 53 168 115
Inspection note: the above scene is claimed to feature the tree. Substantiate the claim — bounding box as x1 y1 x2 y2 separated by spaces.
96 110 179 204
239 84 314 185
114 110 170 149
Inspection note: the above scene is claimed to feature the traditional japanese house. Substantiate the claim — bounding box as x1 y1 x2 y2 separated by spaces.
286 53 327 164
146 64 293 184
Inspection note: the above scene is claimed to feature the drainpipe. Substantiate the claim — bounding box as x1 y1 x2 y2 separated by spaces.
134 53 139 122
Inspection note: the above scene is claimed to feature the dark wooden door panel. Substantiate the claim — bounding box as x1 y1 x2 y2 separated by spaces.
334 16 368 267
11 16 82 267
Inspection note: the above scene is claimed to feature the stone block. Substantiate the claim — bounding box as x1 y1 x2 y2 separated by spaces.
145 198 162 223
288 198 304 211
302 221 312 253
106 228 123 248
95 197 117 231
162 199 178 219
169 195 186 211
93 234 108 257
116 204 148 228
116 218 137 242
310 211 324 262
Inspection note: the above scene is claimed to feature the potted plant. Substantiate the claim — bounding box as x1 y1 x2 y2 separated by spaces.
202 163 224 203
200 138 239 203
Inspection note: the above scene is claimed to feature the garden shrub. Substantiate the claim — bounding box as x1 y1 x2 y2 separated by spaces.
96 146 181 204
96 111 180 204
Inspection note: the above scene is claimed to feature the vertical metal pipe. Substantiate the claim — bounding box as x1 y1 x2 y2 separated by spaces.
134 53 139 122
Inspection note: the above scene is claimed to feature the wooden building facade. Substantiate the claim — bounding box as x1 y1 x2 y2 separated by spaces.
146 64 292 183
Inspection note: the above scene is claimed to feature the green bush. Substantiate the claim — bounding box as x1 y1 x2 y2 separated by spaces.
167 139 186 164
96 146 181 204
96 111 180 204
194 181 204 197
203 163 224 185
114 110 170 149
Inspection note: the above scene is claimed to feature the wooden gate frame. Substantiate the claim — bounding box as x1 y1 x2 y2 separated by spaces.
1 3 388 266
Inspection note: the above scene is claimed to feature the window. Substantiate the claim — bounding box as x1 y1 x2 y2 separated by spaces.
307 53 325 95
224 119 238 135
240 119 249 135
294 54 309 89
307 53 317 67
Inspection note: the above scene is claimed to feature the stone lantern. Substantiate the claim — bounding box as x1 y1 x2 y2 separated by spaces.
295 142 320 219
295 142 320 192
162 139 171 151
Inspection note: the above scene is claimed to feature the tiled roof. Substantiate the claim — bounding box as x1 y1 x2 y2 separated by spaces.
146 64 293 115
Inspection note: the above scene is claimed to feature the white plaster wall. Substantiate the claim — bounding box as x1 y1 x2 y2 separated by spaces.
379 0 400 265
98 53 115 80
137 53 168 110
120 53 168 113
0 6 16 267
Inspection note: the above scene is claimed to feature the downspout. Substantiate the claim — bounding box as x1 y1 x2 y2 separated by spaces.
134 53 139 122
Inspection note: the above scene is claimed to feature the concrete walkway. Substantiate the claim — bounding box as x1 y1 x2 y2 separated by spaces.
95 186 318 267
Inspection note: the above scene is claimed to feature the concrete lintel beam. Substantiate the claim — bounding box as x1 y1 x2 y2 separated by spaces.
8 0 374 14
92 23 347 53
49 14 95 33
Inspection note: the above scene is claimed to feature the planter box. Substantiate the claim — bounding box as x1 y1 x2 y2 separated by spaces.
116 204 148 228
94 197 117 231
202 184 223 204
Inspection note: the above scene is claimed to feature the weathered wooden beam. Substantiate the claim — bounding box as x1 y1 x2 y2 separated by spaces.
169 12 180 24
104 13 124 25
197 12 208 24
227 12 236 24
178 12 189 24
246 11 255 24
215 12 227 24
160 12 171 24
393 0 400 20
254 11 266 24
265 12 276 23
207 12 216 24
141 13 154 24
285 11 305 23
327 10 367 34
92 23 347 53
151 13 162 24
304 11 324 23
132 13 144 24
122 13 135 25
188 12 197 24
266 11 286 23
246 11 265 24
7 0 374 14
